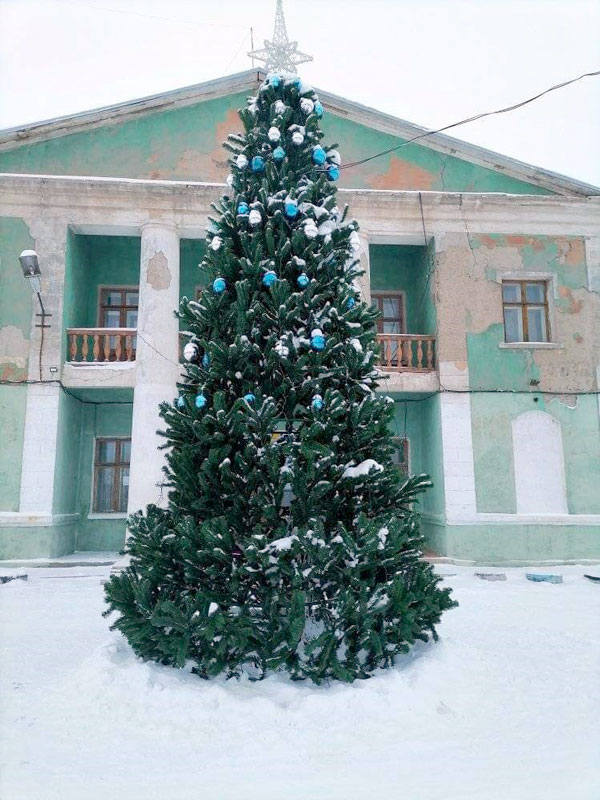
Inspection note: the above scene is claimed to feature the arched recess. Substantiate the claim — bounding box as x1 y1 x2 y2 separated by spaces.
511 410 568 514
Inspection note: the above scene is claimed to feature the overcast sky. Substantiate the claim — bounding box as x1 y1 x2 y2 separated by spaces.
1 0 599 186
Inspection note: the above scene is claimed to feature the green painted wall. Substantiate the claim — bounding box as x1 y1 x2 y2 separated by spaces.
444 523 600 565
0 217 34 511
180 238 208 327
370 244 435 334
53 390 82 514
471 391 600 515
74 390 133 552
0 89 553 194
65 234 140 328
0 523 76 561
390 392 444 526
0 91 249 182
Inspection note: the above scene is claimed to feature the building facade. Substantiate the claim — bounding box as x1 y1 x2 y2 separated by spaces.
0 69 599 564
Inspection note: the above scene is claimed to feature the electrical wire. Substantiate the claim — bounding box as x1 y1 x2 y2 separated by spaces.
1 378 596 401
340 69 600 171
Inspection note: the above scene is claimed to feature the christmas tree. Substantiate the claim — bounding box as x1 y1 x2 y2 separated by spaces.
104 74 455 683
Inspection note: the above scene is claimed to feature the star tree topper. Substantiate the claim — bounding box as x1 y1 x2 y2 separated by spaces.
248 0 313 73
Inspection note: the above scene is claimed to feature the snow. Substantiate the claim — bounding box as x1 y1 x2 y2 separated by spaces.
1 564 599 800
342 458 383 478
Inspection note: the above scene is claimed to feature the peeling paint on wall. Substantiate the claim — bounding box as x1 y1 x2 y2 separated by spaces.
0 91 555 193
147 251 171 290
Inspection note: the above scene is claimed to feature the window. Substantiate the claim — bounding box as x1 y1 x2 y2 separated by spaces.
99 288 139 329
93 438 131 513
391 437 410 474
372 292 405 365
371 293 405 335
99 287 138 360
502 280 549 343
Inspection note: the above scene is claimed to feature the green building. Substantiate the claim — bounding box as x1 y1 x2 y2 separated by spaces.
0 68 599 565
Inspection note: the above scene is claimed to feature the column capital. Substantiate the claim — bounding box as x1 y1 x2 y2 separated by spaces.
140 219 179 234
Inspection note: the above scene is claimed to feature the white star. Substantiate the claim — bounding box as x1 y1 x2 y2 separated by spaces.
248 0 313 73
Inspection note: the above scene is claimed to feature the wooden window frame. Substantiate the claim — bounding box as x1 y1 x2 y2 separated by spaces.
502 279 550 343
97 285 139 328
371 291 407 334
92 437 131 514
391 436 410 474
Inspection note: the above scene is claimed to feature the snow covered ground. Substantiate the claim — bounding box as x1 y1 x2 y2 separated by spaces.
1 564 599 800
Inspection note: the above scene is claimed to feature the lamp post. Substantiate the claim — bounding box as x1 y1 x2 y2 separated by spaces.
19 250 51 380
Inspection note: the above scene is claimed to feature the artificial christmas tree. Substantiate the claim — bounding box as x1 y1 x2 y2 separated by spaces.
104 74 455 683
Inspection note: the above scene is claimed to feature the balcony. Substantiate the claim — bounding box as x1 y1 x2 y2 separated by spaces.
376 333 438 392
62 328 137 389
377 333 435 372
67 328 137 364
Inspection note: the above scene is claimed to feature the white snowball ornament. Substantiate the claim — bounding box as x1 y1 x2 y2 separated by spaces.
349 231 361 251
226 174 234 187
274 100 286 115
268 126 281 142
236 154 248 169
248 209 262 227
300 98 314 115
210 236 222 251
304 220 318 239
292 131 304 146
328 150 341 165
183 342 198 362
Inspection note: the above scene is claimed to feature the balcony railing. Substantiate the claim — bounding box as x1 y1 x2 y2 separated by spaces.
67 328 137 364
377 333 435 372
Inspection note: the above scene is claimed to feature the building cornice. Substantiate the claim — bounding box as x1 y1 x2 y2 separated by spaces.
1 173 598 238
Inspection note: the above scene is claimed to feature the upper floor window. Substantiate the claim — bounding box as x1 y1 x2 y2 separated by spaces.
99 288 139 329
371 292 405 334
93 437 131 513
502 280 549 343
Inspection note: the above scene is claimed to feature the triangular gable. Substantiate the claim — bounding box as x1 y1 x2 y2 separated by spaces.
0 68 597 196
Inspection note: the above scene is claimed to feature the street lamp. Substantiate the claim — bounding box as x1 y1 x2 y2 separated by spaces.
19 249 51 379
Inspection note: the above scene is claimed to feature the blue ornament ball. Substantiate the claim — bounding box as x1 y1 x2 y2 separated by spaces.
273 146 286 161
297 273 309 288
262 270 278 287
311 333 326 351
202 353 210 368
327 165 340 181
311 394 324 411
312 146 327 165
269 75 281 88
251 156 265 173
237 202 249 215
213 277 226 293
347 297 356 309
176 396 185 408
314 101 324 118
195 393 207 409
284 201 298 218
243 392 256 404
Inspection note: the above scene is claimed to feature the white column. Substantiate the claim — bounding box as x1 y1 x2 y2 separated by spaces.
357 232 371 305
19 220 67 516
127 221 180 516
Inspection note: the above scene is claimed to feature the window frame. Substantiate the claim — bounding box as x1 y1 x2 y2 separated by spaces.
97 285 139 328
391 436 410 474
371 291 407 335
92 436 131 515
501 279 550 344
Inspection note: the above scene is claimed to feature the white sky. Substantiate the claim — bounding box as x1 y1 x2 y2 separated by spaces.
1 0 599 186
